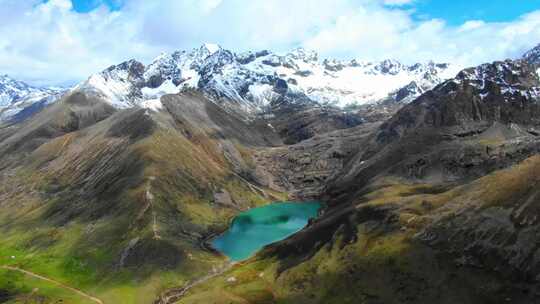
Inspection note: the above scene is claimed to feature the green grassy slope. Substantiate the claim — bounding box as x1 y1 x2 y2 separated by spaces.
0 92 286 304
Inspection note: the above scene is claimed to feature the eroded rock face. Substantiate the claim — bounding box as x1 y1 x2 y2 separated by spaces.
266 105 364 145
253 122 380 199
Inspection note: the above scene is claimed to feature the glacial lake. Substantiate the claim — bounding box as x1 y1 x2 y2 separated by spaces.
212 201 322 261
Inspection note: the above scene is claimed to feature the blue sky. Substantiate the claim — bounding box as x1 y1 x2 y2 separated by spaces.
410 0 540 25
70 0 540 25
2 0 540 86
70 0 122 12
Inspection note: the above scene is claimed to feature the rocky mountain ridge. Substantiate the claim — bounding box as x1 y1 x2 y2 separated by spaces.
76 43 456 116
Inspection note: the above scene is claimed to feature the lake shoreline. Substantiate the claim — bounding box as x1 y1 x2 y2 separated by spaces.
211 201 322 261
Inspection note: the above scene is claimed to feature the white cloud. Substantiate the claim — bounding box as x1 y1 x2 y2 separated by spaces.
0 0 159 86
382 0 414 6
305 8 540 68
0 0 539 86
459 20 486 32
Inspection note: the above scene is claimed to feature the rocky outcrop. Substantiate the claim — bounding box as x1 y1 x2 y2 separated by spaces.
265 104 364 145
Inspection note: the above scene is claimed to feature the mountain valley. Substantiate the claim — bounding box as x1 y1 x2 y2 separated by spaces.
1 42 540 304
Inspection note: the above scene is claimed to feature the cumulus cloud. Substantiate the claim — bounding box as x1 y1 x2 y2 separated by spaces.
305 9 540 69
0 0 159 85
0 0 539 86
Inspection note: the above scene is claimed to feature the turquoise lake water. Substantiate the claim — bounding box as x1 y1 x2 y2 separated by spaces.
211 201 322 261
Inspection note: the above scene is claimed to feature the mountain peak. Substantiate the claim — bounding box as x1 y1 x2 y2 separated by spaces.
202 43 221 55
105 59 145 72
0 75 36 100
374 59 404 75
523 43 540 65
101 59 146 87
287 47 318 63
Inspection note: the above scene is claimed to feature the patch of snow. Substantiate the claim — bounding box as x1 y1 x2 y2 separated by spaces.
479 93 489 100
501 87 518 95
141 79 178 100
140 99 163 112
181 69 200 88
247 83 275 107
204 43 221 55
82 74 133 108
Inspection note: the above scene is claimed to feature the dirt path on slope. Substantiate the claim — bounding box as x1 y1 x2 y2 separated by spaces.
153 263 235 304
1 265 104 304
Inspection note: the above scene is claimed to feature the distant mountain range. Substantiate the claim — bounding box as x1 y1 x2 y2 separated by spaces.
76 43 457 113
0 44 458 122
0 75 65 122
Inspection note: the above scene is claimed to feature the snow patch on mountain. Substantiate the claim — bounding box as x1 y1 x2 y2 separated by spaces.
81 74 132 108
140 99 163 112
141 79 178 100
247 83 276 107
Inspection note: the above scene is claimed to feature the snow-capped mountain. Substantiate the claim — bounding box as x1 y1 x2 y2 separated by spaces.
76 43 457 114
524 43 540 66
7 43 540 123
524 43 540 84
0 75 65 122
452 59 540 103
77 59 146 109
